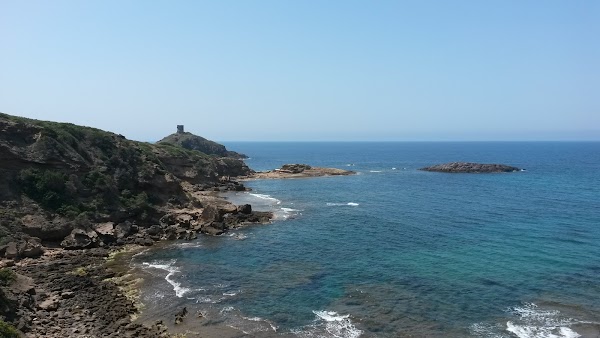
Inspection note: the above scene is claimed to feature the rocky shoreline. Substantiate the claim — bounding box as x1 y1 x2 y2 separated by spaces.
0 114 360 337
0 188 275 337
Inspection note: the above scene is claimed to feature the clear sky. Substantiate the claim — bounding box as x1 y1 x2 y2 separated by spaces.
1 1 599 141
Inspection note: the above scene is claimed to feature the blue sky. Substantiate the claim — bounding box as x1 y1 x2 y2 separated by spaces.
1 1 598 141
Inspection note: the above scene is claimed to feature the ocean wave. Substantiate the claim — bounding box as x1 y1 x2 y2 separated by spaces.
369 170 382 173
249 193 282 205
142 260 190 298
175 242 203 248
505 303 581 338
274 207 302 220
292 310 362 338
470 303 593 338
326 202 359 207
219 306 278 334
195 295 222 304
223 290 241 297
228 232 248 240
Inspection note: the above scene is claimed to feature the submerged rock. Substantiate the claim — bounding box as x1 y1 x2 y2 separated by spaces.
420 162 520 173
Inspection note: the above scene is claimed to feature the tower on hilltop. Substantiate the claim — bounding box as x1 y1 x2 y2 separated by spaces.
177 125 184 134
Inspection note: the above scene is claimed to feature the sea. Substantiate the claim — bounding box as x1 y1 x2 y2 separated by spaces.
131 142 600 338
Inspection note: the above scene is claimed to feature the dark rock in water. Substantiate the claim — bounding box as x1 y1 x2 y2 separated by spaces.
174 307 188 325
420 162 520 173
237 204 252 214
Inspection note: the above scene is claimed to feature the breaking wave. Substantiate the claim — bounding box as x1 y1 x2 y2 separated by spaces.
292 310 362 338
326 202 359 207
142 260 190 298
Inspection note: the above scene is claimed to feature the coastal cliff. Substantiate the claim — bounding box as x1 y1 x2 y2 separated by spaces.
0 113 270 336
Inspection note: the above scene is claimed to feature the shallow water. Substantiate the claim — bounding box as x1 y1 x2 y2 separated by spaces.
133 142 600 337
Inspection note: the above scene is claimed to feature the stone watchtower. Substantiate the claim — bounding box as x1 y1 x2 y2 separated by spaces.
177 125 184 134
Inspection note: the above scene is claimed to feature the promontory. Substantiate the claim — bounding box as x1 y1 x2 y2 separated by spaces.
243 163 355 179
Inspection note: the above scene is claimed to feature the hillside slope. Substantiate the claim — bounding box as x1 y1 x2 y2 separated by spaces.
0 113 259 250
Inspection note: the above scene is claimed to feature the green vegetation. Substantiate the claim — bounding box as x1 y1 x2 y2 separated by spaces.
0 320 19 338
2 112 251 226
0 269 16 286
70 267 88 276
18 168 71 211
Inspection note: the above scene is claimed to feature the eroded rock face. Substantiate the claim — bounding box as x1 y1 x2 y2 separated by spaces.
419 162 520 173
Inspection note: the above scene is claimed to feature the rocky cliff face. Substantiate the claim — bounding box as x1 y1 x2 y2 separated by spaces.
0 113 258 253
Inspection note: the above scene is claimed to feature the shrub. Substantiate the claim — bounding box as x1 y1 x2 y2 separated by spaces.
0 320 20 337
18 168 69 210
0 269 16 286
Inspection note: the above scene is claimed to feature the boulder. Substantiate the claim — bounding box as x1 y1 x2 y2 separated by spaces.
4 241 19 259
38 295 60 311
201 205 223 223
201 222 225 236
21 237 44 258
61 227 100 249
93 222 116 243
146 224 162 236
219 203 238 214
114 222 132 239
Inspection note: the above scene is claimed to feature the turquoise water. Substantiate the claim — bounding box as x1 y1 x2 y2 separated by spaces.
134 142 600 337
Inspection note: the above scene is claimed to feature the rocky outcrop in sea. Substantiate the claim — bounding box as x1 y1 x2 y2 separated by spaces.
420 162 521 173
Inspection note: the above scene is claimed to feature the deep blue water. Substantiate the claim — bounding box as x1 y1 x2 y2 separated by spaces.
134 142 600 337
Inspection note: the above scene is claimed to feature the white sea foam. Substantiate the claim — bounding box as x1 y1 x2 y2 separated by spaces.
369 170 382 173
142 260 190 298
326 202 359 207
249 193 282 205
228 232 248 240
195 295 223 304
274 207 302 220
175 242 203 248
293 310 362 338
504 303 582 338
223 290 240 297
470 303 595 338
392 167 397 170
220 306 235 314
